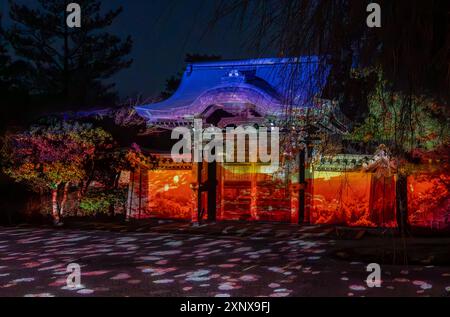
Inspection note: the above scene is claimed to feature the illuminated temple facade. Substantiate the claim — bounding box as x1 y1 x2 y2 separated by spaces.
127 57 448 229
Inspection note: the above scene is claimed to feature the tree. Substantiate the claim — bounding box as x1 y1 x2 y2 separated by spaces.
0 15 33 131
1 120 111 224
78 139 129 217
0 17 12 90
213 0 449 105
5 0 133 109
351 74 448 153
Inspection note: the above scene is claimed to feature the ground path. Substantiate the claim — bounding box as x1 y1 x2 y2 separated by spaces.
0 221 449 297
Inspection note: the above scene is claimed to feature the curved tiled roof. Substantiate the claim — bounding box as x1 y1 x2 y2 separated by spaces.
136 56 329 122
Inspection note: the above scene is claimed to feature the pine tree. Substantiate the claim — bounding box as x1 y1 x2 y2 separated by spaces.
0 15 33 130
5 0 133 109
0 17 12 90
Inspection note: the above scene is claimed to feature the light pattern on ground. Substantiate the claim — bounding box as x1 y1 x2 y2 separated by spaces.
0 226 449 297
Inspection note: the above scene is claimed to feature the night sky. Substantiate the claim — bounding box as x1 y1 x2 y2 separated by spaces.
1 0 272 99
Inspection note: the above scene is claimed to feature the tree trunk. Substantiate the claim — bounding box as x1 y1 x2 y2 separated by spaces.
59 182 70 219
127 170 135 220
108 172 121 218
51 188 60 224
396 173 410 235
76 183 83 217
114 172 121 189
138 167 142 219
83 171 94 195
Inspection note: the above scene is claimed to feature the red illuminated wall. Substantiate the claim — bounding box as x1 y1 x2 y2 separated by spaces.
148 170 194 219
408 167 449 230
134 169 194 219
309 171 396 227
128 163 449 230
219 165 291 222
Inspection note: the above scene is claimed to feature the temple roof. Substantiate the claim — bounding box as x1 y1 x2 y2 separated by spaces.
135 56 330 123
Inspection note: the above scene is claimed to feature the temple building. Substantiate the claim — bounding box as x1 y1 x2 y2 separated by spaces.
126 57 448 229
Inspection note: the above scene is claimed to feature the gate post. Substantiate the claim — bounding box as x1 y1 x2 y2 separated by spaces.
189 162 201 224
290 183 300 224
298 148 306 224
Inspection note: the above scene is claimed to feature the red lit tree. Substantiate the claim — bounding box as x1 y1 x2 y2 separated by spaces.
1 120 111 224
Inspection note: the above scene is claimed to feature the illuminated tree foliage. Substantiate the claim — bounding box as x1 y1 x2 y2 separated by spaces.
79 187 127 216
80 142 155 218
1 121 111 224
349 70 449 158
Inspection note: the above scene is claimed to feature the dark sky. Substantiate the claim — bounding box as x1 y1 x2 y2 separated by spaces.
1 0 273 100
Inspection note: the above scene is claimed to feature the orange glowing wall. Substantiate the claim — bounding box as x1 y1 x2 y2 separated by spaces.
218 165 291 222
128 163 448 230
144 169 195 219
408 168 449 230
309 171 396 227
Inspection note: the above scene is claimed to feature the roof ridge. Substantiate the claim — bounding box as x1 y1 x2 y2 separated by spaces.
189 56 320 69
